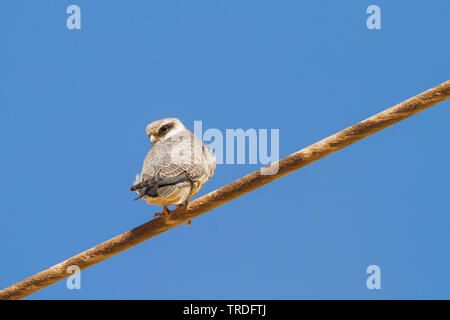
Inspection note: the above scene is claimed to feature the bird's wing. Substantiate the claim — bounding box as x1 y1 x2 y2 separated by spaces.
131 131 207 193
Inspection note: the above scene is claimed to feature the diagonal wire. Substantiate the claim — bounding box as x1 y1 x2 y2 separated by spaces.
1 80 449 300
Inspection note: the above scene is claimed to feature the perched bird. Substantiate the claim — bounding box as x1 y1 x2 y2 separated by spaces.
130 118 216 225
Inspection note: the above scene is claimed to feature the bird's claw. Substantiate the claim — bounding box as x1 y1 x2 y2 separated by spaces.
155 202 192 226
176 200 191 226
176 199 189 209
153 212 164 218
153 206 170 219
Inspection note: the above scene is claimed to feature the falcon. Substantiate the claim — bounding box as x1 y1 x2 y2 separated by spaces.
130 118 216 225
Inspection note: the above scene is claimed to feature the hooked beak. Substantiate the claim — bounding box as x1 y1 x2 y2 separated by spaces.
150 134 156 145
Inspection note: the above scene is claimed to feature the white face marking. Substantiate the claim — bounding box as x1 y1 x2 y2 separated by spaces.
147 119 186 145
162 124 185 140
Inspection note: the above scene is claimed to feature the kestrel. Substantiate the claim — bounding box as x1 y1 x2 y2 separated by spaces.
130 118 216 225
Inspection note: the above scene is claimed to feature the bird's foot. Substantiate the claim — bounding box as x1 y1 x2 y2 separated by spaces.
175 200 191 226
176 199 189 209
153 205 171 218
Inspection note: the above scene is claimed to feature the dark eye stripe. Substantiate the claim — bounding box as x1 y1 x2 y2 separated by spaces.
159 123 174 135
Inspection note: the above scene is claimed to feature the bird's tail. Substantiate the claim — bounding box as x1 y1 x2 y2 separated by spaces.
133 194 147 201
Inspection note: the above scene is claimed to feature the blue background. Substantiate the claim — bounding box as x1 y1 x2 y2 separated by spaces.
1 1 449 299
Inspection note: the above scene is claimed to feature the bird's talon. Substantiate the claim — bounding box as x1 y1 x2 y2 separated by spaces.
154 206 171 219
176 200 189 209
163 206 170 216
153 212 163 218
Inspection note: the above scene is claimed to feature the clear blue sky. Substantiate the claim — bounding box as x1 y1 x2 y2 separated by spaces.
1 1 449 299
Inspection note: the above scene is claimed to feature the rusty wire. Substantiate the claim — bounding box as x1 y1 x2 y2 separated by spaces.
1 80 449 300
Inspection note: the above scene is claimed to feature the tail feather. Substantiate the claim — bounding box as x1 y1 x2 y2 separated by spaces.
130 172 192 200
133 194 147 201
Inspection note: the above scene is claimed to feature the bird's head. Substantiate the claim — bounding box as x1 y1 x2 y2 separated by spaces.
145 118 186 145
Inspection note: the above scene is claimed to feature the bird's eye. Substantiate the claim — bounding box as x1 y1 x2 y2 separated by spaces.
159 125 169 134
